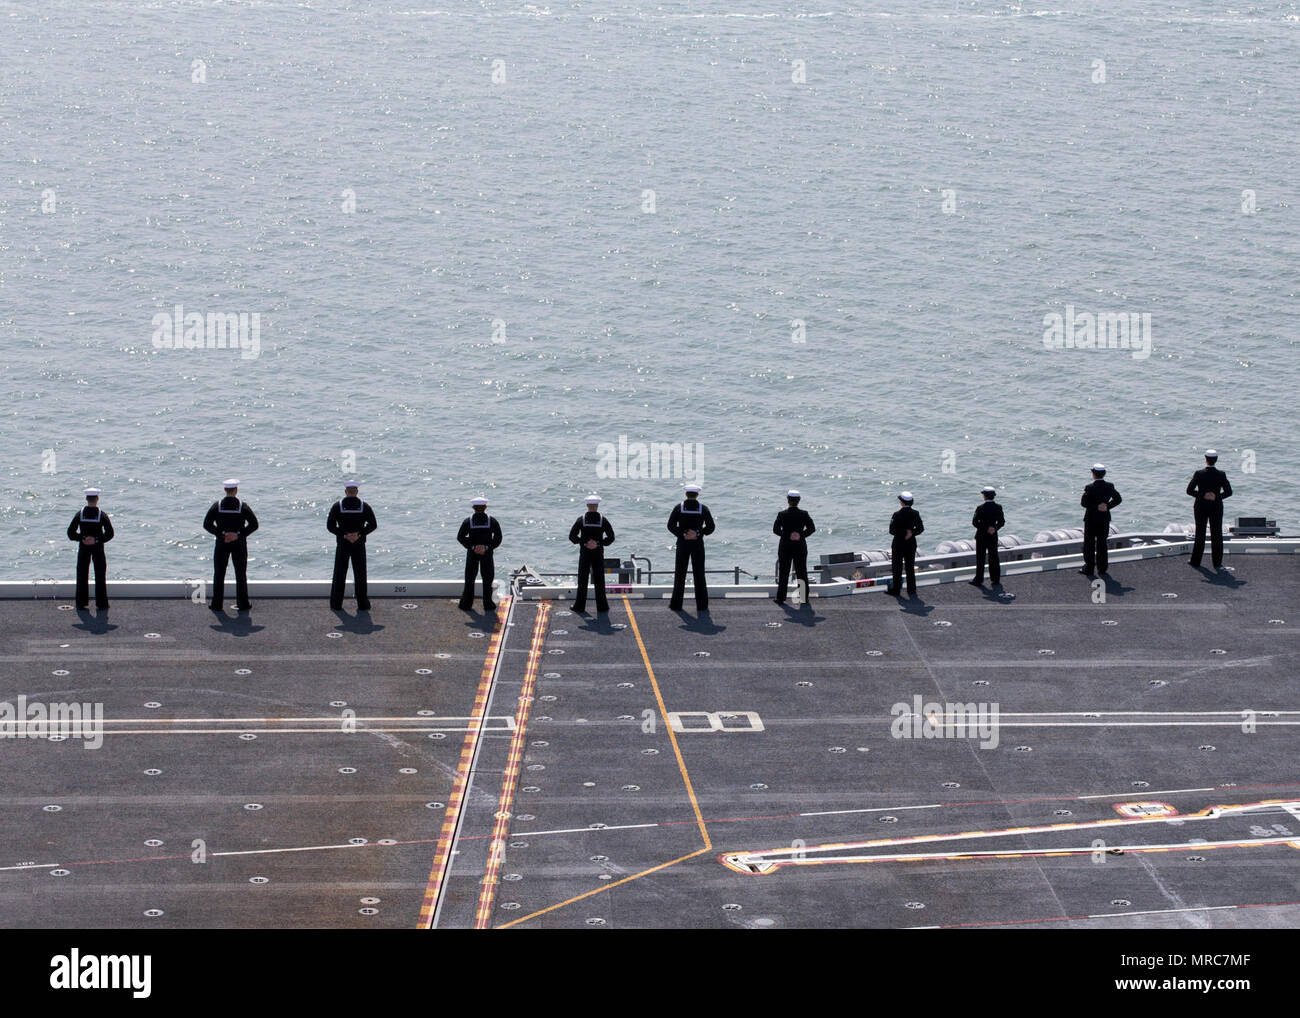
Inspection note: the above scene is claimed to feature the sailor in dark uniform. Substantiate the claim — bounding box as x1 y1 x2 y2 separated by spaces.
203 479 259 612
457 496 503 611
772 489 815 604
1187 449 1233 569
328 481 378 611
1079 464 1121 577
667 484 715 612
886 492 924 598
569 495 615 613
969 486 1005 587
67 487 113 610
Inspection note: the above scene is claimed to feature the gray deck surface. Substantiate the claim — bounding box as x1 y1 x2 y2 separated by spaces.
2 554 1297 929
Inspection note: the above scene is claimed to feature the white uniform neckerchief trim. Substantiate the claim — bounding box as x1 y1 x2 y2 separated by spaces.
80 506 101 523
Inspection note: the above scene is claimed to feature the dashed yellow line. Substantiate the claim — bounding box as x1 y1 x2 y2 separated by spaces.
497 597 710 928
416 598 511 929
474 602 550 928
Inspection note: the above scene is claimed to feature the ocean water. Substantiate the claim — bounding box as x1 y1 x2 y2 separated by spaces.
2 0 1297 581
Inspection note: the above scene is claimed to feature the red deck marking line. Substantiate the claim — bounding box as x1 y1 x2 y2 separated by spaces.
417 596 512 929
473 601 550 928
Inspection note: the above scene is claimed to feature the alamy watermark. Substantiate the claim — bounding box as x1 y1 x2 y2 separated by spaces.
50 950 150 998
1042 305 1151 360
595 435 703 484
0 695 104 749
890 695 1000 749
151 305 262 360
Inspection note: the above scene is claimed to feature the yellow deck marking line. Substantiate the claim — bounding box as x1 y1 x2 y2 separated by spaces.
498 597 710 928
721 799 1300 873
416 597 512 928
474 603 550 928
624 598 711 846
498 848 711 928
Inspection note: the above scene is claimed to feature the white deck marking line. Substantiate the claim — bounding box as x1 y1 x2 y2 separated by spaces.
1082 905 1238 920
903 904 1241 928
757 834 1300 865
1079 787 1215 799
19 726 516 735
509 822 660 838
927 721 1300 727
912 710 1300 717
210 842 374 858
800 804 943 818
27 716 518 724
0 863 62 872
722 801 1300 872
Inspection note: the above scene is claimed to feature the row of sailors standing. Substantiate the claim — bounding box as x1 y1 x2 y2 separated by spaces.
64 451 1235 613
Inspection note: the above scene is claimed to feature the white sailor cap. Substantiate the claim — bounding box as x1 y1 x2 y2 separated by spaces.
83 487 101 497
223 478 240 489
981 486 996 495
344 480 360 490
786 489 801 499
899 491 914 502
1091 463 1106 474
1205 449 1218 459
471 497 488 508
684 484 701 496
585 494 602 504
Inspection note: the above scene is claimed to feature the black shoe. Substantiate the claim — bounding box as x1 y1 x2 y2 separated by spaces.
358 603 371 612
596 606 609 614
669 603 682 611
773 597 785 605
1078 570 1093 577
698 606 709 613
457 601 472 611
483 602 496 611
237 604 252 612
330 603 343 611
570 604 585 613
885 587 900 597
968 579 983 586
209 604 223 612
97 604 110 611
1188 560 1201 568
76 603 89 611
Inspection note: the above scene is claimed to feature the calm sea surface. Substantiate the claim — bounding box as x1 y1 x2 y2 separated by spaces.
2 1 1297 580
